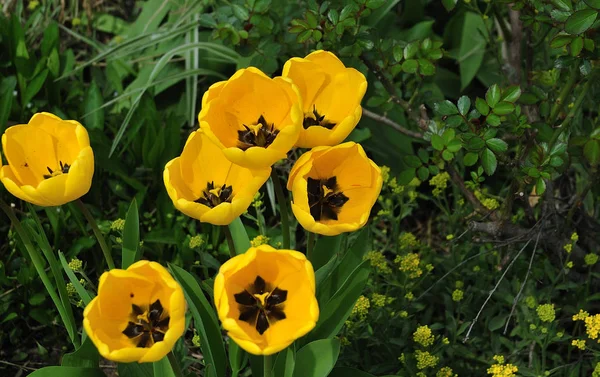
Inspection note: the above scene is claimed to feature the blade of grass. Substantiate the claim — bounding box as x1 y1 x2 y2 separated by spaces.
59 252 94 306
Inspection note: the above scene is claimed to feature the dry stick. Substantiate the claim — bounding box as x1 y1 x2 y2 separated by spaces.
503 229 542 335
362 108 424 139
462 238 532 343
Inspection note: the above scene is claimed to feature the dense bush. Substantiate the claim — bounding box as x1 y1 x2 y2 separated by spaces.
1 0 600 376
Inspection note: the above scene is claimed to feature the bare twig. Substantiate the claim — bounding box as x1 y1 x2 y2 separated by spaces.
447 164 498 220
463 238 532 343
507 9 522 84
362 108 424 139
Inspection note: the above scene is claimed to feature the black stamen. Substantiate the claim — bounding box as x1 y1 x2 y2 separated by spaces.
256 311 269 335
123 300 170 348
235 276 288 335
307 176 349 221
266 288 287 306
148 300 163 324
235 290 257 306
303 105 336 130
196 181 234 208
123 322 146 338
252 276 266 294
238 115 279 150
137 332 151 348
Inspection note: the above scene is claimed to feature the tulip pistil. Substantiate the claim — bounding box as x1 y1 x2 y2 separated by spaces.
197 181 233 208
307 176 349 221
238 115 279 150
234 275 288 335
43 161 71 179
303 105 336 130
122 299 170 348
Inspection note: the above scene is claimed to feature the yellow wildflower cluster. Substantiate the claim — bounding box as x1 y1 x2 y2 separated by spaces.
493 355 504 364
381 166 391 184
536 303 556 322
399 310 409 318
66 282 77 297
405 292 414 301
413 325 435 347
474 190 500 210
525 296 536 309
339 336 351 346
250 235 270 247
571 232 579 242
388 177 405 195
584 314 600 340
571 339 586 350
573 309 589 321
364 251 392 274
585 253 599 266
566 261 574 269
192 333 201 347
189 235 205 249
415 350 439 369
452 289 464 302
564 243 573 253
487 363 518 377
399 232 419 249
426 263 434 272
28 1 40 11
68 258 83 272
455 280 464 288
110 218 125 232
446 234 454 240
352 295 370 320
252 192 263 208
564 232 578 254
395 253 423 278
436 366 456 377
593 362 600 377
371 293 394 308
429 172 450 197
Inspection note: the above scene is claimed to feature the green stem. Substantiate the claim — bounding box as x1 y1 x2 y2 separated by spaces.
0 199 78 346
75 199 115 270
223 225 237 258
263 354 273 377
271 170 290 249
548 78 591 151
167 351 184 377
548 64 579 127
306 232 316 262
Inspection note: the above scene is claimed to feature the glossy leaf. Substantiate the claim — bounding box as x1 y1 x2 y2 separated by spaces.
293 339 340 377
565 9 598 35
122 199 140 269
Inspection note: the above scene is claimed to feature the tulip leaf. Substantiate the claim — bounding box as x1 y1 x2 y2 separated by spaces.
122 198 140 269
309 261 370 342
83 80 105 130
59 251 93 305
228 217 251 254
28 367 107 377
169 264 226 377
229 341 247 376
0 76 16 134
311 235 343 271
292 339 340 377
22 69 49 105
272 346 295 377
61 333 99 368
329 367 376 377
153 356 175 377
118 362 154 377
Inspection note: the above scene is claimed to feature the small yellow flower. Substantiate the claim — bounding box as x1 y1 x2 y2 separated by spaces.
164 130 271 225
364 251 392 274
188 235 205 249
399 310 408 318
446 234 454 240
380 166 390 184
250 235 270 247
540 327 548 334
584 314 600 340
1 113 95 206
493 355 504 364
398 353 405 364
28 0 40 10
573 309 589 321
452 289 464 302
396 253 423 279
199 67 302 169
525 295 536 309
472 265 481 272
352 295 370 320
405 292 414 301
593 362 600 377
287 142 382 236
415 350 439 370
72 17 81 26
455 281 464 288
571 232 579 242
413 325 435 347
282 50 367 148
536 304 556 323
371 293 393 308
585 253 598 266
68 258 83 272
436 366 456 377
566 261 574 269
442 337 449 345
487 363 518 377
564 243 573 253
214 245 319 355
399 232 419 249
66 282 77 296
83 261 186 362
111 218 125 232
192 333 201 347
557 331 564 338
529 324 537 331
571 339 586 350
429 172 450 197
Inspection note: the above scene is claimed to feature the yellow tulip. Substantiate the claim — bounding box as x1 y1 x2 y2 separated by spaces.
214 245 319 355
0 112 94 206
83 261 186 363
287 142 382 236
164 129 270 225
199 67 303 169
282 50 367 148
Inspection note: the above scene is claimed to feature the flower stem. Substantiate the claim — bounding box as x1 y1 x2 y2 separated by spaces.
263 354 273 377
167 351 184 377
271 170 290 249
223 225 236 258
306 231 316 262
75 199 115 270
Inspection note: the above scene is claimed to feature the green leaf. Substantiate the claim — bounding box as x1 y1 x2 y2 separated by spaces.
431 134 445 151
486 84 501 108
584 140 600 165
329 367 376 377
459 12 487 89
447 139 462 153
463 152 479 166
434 100 459 116
442 0 458 11
486 138 508 153
475 97 489 116
457 96 471 115
232 4 250 20
442 150 454 161
228 217 251 254
536 178 547 195
153 356 175 377
0 76 16 134
571 36 584 56
565 9 598 35
59 252 93 305
23 69 49 105
169 265 226 377
84 81 104 131
306 11 319 29
550 34 573 48
418 59 435 76
273 347 295 377
417 166 430 181
401 59 419 74
404 155 422 168
62 335 100 368
584 0 600 9
122 199 140 269
488 315 506 331
553 0 573 11
442 128 456 144
293 339 340 377
398 168 416 185
311 235 342 271
501 86 522 103
117 363 153 377
28 367 106 377
229 342 245 376
404 42 419 59
486 114 501 127
481 148 498 175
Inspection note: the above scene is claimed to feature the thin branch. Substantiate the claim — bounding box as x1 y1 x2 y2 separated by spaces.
362 108 424 139
447 164 498 220
463 238 532 343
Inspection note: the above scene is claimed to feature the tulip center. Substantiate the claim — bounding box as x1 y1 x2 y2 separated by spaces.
307 176 349 221
122 299 170 348
303 105 336 130
196 181 233 208
238 115 279 150
234 275 288 335
43 160 71 179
